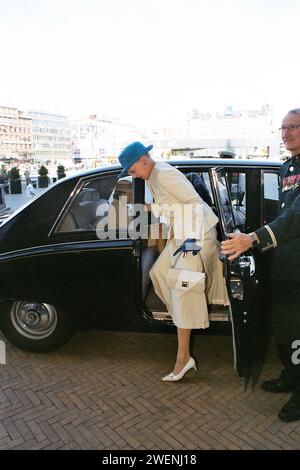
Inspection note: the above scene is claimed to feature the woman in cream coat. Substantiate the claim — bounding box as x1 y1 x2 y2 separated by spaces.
118 142 227 382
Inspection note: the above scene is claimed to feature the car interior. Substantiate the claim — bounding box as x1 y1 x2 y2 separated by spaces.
58 175 117 232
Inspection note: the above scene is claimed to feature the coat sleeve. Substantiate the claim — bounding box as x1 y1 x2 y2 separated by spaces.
255 190 300 252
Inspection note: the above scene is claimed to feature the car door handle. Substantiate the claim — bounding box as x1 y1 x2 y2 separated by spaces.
238 256 255 276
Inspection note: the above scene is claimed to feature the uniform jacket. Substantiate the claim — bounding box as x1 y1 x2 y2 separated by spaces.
255 154 300 280
146 161 218 242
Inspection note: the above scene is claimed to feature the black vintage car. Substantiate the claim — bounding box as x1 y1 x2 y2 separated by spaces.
0 159 281 377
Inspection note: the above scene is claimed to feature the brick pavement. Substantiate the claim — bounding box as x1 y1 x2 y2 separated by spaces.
1 330 300 450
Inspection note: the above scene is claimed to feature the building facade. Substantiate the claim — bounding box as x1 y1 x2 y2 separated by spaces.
138 105 282 161
0 105 32 161
70 115 142 166
184 104 280 159
28 110 72 163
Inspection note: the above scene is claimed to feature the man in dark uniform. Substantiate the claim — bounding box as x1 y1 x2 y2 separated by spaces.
221 108 300 422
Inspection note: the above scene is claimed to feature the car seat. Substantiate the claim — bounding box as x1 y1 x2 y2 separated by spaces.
71 188 108 230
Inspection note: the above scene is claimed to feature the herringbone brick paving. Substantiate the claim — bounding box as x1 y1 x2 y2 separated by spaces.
1 330 300 450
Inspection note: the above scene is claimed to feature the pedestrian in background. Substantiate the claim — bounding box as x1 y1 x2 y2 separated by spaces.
26 179 36 198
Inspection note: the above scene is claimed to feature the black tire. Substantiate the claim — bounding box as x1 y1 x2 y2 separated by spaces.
0 301 76 352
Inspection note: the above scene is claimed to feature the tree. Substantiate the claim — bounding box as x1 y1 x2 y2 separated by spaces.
57 164 66 179
38 165 49 177
8 167 22 193
38 165 49 188
8 166 20 180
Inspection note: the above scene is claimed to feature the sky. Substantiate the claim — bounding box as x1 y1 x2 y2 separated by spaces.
0 0 299 127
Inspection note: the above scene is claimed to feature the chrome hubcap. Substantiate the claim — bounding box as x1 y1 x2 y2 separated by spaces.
11 302 58 340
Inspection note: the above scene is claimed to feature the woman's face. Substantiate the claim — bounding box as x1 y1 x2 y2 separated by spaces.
128 155 153 180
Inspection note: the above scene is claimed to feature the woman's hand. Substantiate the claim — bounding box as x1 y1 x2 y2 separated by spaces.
221 233 252 261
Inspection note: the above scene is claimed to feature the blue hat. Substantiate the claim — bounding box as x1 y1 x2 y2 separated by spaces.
118 141 153 179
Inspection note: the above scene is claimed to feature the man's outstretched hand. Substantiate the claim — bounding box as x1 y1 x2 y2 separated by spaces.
173 238 202 256
221 233 252 261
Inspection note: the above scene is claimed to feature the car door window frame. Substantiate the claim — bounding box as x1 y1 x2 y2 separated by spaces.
262 170 280 226
49 171 135 241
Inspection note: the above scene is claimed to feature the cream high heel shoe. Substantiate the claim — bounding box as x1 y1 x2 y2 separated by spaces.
162 357 197 382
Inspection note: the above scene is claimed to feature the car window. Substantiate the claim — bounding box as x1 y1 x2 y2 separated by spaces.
178 168 247 232
183 168 245 235
56 175 133 239
226 171 246 231
262 171 279 225
183 170 214 204
201 172 214 202
145 182 154 204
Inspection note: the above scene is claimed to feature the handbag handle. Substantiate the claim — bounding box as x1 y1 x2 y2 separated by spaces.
171 203 206 269
171 252 183 269
171 249 203 269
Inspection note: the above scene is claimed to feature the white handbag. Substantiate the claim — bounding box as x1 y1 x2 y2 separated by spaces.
166 253 208 320
167 266 206 293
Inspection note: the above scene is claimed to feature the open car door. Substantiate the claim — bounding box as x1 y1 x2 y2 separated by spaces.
209 168 259 380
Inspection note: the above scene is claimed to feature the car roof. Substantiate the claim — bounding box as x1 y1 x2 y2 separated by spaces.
63 158 282 182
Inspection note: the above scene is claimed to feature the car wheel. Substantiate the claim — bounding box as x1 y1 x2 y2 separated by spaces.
0 301 76 352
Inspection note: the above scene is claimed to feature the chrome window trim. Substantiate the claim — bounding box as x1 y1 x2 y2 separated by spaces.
0 239 133 262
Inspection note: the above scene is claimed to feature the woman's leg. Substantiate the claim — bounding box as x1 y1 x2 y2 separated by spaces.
150 243 172 313
173 327 192 375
